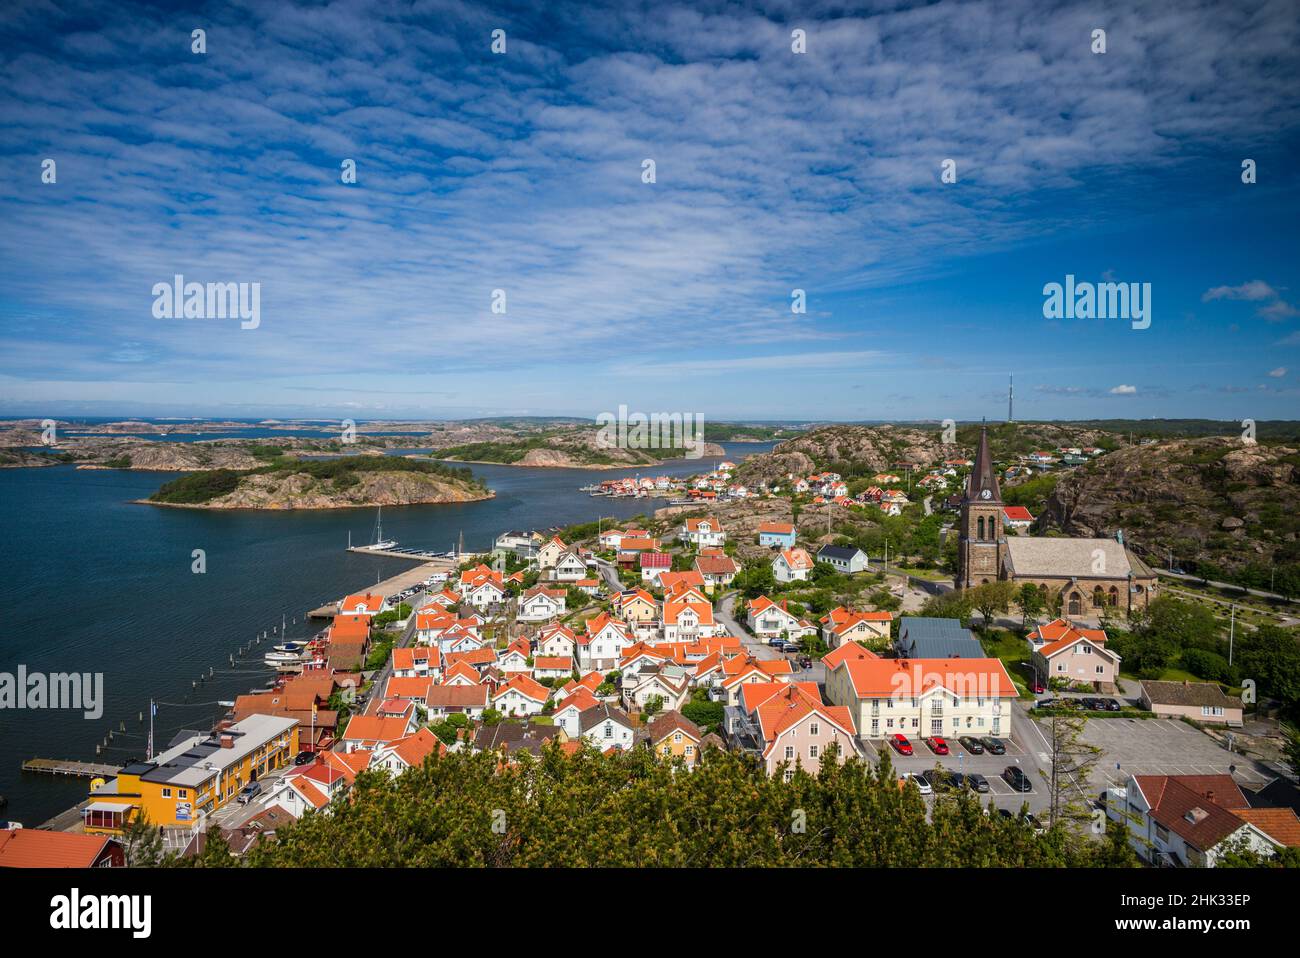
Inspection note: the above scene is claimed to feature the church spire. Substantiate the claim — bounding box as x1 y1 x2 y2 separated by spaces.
966 425 1002 502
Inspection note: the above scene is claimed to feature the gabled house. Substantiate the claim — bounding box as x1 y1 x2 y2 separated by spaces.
1139 680 1243 727
537 535 570 569
339 710 416 752
615 589 659 624
819 606 892 648
622 667 691 713
693 553 739 592
518 584 567 622
537 623 578 659
579 703 637 752
424 683 489 719
1108 773 1300 867
662 599 720 642
639 551 673 584
553 688 601 737
746 595 817 643
733 682 858 779
370 727 446 776
816 545 868 575
1027 618 1120 692
647 710 706 768
578 612 634 671
339 591 388 616
772 548 814 583
492 673 551 716
552 551 588 582
679 516 726 549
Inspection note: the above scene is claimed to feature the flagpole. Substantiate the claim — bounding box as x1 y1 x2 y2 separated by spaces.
148 699 154 761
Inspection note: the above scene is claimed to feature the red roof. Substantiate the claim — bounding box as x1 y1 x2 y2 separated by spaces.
0 829 118 868
1002 506 1034 521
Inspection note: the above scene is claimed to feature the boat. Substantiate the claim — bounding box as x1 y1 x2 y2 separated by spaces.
272 641 304 654
263 650 306 665
370 506 398 550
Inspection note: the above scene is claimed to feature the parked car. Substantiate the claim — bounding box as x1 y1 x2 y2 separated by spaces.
981 737 1007 755
1030 680 1047 694
904 772 932 796
958 736 984 754
925 736 950 756
940 772 965 791
798 655 813 670
1024 814 1045 833
890 733 914 756
1003 766 1033 792
1101 698 1122 711
995 808 1014 821
293 751 315 766
1033 698 1057 710
237 781 262 804
966 773 990 793
1080 697 1103 711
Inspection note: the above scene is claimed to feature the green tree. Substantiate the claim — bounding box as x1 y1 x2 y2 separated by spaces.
1014 583 1045 630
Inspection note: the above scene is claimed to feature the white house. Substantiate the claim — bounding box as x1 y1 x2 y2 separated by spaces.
772 547 814 583
492 674 550 716
678 516 726 549
579 703 637 752
552 551 588 582
1107 773 1298 868
816 545 868 575
518 585 567 622
746 595 817 642
537 623 578 659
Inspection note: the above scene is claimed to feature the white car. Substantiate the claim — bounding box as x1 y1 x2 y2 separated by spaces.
904 772 932 796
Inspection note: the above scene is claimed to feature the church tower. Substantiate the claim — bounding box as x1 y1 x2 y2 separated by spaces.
956 425 1006 589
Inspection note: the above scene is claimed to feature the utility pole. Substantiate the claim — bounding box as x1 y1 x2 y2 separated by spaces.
1228 603 1235 666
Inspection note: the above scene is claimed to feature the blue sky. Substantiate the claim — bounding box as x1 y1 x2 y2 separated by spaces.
1 0 1298 422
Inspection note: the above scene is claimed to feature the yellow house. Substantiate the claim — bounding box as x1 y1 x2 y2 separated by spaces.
646 710 704 767
617 589 659 624
83 714 299 834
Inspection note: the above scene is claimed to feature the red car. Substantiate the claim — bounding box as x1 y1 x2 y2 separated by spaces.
890 734 913 756
1031 680 1047 694
925 736 950 755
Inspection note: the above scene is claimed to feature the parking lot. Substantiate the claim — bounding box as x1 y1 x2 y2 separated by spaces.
1077 717 1273 792
861 726 1052 813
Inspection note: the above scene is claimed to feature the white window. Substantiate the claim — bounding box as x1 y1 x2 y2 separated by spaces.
809 744 819 759
784 745 794 760
809 722 819 736
162 788 172 798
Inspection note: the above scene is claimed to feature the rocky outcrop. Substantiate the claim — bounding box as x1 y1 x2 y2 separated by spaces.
145 469 493 510
1040 437 1299 572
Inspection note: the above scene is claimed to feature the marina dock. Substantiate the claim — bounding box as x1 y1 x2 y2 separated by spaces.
22 758 121 778
308 556 465 619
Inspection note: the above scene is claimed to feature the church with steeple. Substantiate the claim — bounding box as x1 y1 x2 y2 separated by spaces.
956 425 1006 589
954 424 1159 616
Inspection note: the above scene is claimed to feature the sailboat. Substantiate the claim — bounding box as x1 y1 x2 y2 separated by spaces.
371 506 398 550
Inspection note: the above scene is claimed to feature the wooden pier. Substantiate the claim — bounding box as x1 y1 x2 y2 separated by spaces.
22 758 121 778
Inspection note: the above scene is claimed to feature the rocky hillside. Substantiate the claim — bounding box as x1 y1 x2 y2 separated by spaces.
438 427 724 468
145 456 491 510
734 422 1119 487
1040 437 1300 576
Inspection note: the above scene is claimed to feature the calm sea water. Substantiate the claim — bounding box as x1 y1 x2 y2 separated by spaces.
0 440 772 824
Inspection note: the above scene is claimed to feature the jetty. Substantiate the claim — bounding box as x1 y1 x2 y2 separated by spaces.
308 557 464 619
22 758 121 778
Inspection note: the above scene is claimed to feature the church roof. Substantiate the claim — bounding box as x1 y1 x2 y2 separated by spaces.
1003 537 1155 580
965 426 1002 502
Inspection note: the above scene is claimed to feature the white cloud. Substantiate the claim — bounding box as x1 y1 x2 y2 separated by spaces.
1268 367 1287 378
1109 384 1137 395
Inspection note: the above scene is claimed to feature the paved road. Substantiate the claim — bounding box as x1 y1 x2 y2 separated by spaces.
359 588 429 715
1158 569 1297 605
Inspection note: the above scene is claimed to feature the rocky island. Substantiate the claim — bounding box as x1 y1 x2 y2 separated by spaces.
142 455 492 510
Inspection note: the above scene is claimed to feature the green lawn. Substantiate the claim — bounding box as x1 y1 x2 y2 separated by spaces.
978 628 1036 699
